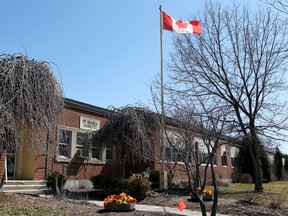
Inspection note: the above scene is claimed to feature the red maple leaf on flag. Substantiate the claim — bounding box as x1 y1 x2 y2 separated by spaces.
175 21 189 29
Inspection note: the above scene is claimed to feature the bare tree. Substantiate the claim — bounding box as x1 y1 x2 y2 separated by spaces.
261 0 288 14
166 2 288 192
91 106 160 177
162 96 230 216
0 53 64 152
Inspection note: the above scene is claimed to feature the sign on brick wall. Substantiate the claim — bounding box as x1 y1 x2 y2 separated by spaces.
80 116 100 131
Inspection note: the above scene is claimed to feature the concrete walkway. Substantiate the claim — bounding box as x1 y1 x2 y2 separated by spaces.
88 200 228 216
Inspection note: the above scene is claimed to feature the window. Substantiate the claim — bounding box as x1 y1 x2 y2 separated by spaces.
199 152 217 165
57 126 114 163
230 146 239 167
76 132 89 158
222 151 227 166
200 152 208 164
105 144 114 161
76 132 85 149
58 130 72 158
165 147 176 162
212 154 217 165
164 146 191 163
91 146 101 161
231 157 238 167
163 130 192 163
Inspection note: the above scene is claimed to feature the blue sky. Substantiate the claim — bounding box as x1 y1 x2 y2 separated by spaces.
2 1 288 152
0 0 260 109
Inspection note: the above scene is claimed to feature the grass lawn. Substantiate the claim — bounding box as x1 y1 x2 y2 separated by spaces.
219 181 288 206
0 205 74 216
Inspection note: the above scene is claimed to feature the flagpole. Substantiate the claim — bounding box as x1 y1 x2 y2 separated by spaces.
159 5 167 191
159 5 164 166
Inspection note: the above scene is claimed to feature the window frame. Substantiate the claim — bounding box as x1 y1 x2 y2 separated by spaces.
221 151 228 166
57 126 114 164
58 129 72 159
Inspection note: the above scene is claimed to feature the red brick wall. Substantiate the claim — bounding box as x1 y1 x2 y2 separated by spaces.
60 108 107 129
154 143 235 183
1 104 237 184
0 150 6 184
33 107 112 181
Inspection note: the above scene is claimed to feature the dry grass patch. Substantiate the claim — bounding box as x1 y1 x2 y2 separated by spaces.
219 181 288 207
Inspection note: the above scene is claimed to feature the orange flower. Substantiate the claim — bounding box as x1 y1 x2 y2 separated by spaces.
203 189 213 195
103 193 137 207
191 187 214 196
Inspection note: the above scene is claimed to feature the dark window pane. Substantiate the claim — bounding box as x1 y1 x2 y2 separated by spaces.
222 151 227 166
106 148 113 160
58 130 71 157
76 132 86 147
92 147 101 160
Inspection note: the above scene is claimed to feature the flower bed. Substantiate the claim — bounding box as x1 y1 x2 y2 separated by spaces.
104 193 137 212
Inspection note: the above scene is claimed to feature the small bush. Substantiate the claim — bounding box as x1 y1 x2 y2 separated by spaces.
45 172 66 192
168 180 190 195
239 173 253 183
232 169 241 183
127 176 150 201
90 175 128 194
149 170 160 189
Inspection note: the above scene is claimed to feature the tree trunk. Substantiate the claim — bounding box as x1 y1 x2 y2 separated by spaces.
199 199 207 216
248 138 263 192
211 188 219 216
210 158 219 216
192 191 207 216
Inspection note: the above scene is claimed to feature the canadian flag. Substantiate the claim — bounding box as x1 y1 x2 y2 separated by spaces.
162 11 202 34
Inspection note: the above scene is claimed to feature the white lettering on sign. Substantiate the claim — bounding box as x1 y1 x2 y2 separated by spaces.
80 116 100 131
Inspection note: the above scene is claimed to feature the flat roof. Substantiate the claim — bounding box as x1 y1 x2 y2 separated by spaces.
64 98 111 117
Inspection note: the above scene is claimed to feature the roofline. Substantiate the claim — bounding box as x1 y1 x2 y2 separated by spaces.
64 98 111 117
64 97 237 144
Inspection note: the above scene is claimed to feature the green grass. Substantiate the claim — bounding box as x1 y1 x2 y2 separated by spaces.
219 181 288 206
0 205 75 216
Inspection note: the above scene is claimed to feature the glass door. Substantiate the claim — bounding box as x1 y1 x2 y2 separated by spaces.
6 147 16 179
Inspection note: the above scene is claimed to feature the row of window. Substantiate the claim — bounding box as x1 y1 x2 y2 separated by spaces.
57 127 239 167
163 147 238 167
57 128 114 163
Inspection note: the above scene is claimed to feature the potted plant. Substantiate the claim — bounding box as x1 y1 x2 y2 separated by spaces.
104 192 137 212
190 187 214 201
202 188 214 201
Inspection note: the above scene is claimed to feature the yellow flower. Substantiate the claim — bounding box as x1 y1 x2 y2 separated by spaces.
103 192 137 207
191 187 214 196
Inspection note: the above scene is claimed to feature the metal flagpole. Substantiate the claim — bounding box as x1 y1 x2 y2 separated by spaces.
159 5 167 190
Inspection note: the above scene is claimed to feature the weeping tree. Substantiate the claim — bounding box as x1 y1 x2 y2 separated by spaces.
166 2 288 192
91 106 160 177
0 53 64 152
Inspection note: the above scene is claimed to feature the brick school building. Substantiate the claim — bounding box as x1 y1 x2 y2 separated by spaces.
0 98 239 189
